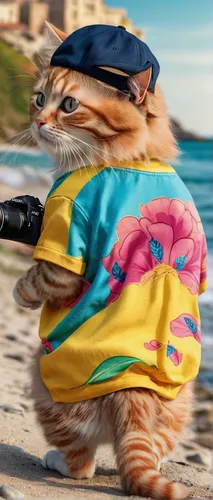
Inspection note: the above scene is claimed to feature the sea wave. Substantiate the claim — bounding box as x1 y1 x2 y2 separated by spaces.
0 144 42 156
0 164 52 189
199 255 213 306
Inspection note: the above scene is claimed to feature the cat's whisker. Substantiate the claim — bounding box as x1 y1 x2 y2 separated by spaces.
73 139 119 180
11 128 32 142
45 130 84 172
76 142 105 179
9 85 34 96
66 136 98 178
54 136 61 169
8 135 33 166
72 140 96 170
46 134 64 173
45 128 120 180
73 142 96 178
49 128 114 162
59 132 110 169
9 65 37 77
62 131 119 160
69 140 83 173
11 131 33 150
58 136 68 171
56 134 74 172
29 58 39 72
0 129 33 165
8 74 36 80
63 139 73 171
66 134 124 179
34 52 44 69
68 140 90 176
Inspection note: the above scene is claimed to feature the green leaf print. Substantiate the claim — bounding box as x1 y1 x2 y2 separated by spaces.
83 356 157 386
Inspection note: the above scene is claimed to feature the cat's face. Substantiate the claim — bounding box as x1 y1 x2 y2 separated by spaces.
30 23 177 171
30 66 143 168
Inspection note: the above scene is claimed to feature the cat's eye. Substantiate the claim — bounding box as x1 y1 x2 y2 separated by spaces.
60 97 79 113
36 93 45 108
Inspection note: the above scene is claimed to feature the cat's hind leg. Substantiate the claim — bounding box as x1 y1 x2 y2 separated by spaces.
110 389 188 500
42 442 96 479
38 407 97 479
153 382 193 471
32 349 98 479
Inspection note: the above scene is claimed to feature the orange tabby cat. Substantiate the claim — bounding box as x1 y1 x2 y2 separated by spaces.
13 23 194 500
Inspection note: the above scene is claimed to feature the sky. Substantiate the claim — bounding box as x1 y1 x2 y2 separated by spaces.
106 0 213 136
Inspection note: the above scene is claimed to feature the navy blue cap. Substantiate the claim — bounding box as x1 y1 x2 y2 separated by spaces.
51 24 160 93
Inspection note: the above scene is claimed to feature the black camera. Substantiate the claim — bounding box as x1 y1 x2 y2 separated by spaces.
0 195 44 246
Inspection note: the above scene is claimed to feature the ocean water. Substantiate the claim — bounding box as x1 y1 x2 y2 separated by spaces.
174 142 213 386
0 140 212 385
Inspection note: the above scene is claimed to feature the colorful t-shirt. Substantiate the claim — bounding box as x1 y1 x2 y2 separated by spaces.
33 160 208 403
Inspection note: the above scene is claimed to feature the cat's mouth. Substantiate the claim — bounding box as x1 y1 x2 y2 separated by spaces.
33 123 53 140
31 122 80 166
31 122 100 168
32 123 61 147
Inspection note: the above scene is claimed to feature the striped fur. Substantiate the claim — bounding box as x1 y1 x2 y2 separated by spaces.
30 349 192 499
13 24 192 499
13 262 82 309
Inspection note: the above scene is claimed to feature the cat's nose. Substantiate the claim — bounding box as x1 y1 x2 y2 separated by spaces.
36 118 45 129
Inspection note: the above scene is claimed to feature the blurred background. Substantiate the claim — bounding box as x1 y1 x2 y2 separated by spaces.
0 0 212 465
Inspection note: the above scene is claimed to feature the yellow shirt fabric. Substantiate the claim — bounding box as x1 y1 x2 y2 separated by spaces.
33 161 208 402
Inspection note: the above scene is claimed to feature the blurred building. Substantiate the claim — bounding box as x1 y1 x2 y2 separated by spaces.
19 0 143 39
0 0 20 29
20 1 48 34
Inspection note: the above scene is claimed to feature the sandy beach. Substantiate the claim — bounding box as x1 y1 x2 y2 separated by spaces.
0 180 213 500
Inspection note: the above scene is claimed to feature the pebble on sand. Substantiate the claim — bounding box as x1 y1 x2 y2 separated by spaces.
0 485 24 499
187 453 206 466
0 404 23 415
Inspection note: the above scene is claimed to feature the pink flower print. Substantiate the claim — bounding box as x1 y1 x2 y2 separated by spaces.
144 340 162 350
200 237 207 286
42 339 53 354
102 197 204 304
42 338 60 354
200 261 207 286
168 348 183 366
144 340 183 366
185 201 203 235
102 220 153 303
140 198 203 294
166 343 183 366
170 314 201 343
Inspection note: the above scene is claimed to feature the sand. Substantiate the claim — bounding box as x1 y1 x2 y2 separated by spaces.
0 182 213 499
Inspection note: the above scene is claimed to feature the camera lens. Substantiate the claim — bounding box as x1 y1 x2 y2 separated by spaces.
0 196 44 246
0 203 26 236
0 206 4 232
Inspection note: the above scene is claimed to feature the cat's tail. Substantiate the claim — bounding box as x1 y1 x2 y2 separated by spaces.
111 390 188 500
117 433 187 499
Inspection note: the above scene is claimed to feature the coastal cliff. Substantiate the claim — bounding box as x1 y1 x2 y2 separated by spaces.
171 118 207 141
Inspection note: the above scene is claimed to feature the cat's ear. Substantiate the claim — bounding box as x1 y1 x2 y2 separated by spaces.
34 22 68 69
128 67 152 106
44 21 68 44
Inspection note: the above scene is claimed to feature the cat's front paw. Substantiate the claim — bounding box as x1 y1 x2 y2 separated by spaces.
13 279 42 310
42 450 70 477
